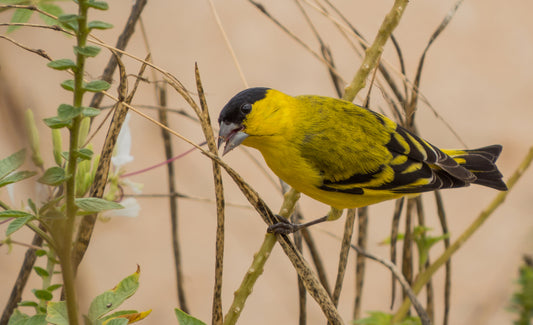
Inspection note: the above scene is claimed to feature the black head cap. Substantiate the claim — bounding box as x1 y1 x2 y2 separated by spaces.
218 87 270 125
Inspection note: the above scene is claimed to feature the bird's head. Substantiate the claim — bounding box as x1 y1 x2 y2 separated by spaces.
218 87 290 155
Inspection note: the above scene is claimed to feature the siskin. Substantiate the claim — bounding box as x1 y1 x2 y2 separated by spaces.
218 88 507 234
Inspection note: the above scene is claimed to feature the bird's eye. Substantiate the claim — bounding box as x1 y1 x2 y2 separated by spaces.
240 103 252 114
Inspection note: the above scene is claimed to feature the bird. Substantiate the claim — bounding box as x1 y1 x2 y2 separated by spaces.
218 87 507 234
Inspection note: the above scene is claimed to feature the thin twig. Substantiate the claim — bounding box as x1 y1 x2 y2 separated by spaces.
194 65 227 325
353 207 368 320
331 209 356 306
323 231 431 325
344 0 409 102
247 0 346 85
208 0 248 88
88 0 148 109
294 0 343 97
434 191 451 325
389 197 404 308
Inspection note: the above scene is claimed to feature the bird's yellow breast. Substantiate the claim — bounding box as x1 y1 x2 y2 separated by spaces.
240 90 404 209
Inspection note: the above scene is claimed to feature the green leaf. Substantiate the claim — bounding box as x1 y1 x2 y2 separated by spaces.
175 308 206 325
43 117 72 129
87 267 140 321
104 319 128 325
35 249 47 257
7 8 33 33
77 148 93 160
33 266 49 278
38 167 68 186
74 45 101 57
75 198 123 213
0 149 26 180
354 311 421 325
33 289 53 301
33 266 50 277
0 210 34 219
87 1 109 10
60 79 75 92
47 59 77 71
84 80 110 92
7 308 28 325
6 215 33 236
27 199 37 214
37 3 63 26
88 20 113 30
0 171 37 188
46 284 63 292
57 104 83 121
18 301 39 308
46 301 68 325
57 14 78 24
82 106 101 117
17 314 47 325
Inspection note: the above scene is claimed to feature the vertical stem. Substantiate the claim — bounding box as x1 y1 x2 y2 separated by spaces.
343 0 409 102
60 2 90 324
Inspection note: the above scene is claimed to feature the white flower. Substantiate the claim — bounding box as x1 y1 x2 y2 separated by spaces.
6 183 15 205
122 178 143 194
111 113 134 171
101 197 140 218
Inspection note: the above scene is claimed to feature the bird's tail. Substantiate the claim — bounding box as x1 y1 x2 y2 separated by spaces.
442 145 508 191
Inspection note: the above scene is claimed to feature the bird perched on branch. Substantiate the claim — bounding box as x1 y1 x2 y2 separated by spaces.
218 87 507 234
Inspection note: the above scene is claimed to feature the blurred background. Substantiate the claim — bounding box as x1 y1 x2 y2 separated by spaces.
1 1 532 324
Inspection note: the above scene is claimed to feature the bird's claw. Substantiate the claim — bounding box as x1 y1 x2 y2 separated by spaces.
267 215 300 235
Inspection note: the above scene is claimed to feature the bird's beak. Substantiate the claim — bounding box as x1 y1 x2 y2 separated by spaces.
218 122 249 156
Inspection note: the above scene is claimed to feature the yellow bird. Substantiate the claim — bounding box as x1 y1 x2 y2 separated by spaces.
218 88 507 233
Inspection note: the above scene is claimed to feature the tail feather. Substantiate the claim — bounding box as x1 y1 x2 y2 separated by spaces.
446 145 507 191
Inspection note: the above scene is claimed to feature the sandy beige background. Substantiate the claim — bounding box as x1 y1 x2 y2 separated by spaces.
1 1 532 324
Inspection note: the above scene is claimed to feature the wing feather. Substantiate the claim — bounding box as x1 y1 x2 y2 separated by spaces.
297 102 475 195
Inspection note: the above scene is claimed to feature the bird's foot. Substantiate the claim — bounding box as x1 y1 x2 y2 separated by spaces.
267 215 301 235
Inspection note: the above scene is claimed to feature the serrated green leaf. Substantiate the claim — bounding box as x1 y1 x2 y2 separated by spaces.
87 1 109 10
82 106 101 117
43 117 71 129
38 167 68 186
75 198 123 213
47 59 76 71
6 215 33 236
57 104 83 121
46 301 68 325
0 149 26 180
46 284 63 292
77 148 93 160
33 289 53 301
60 79 75 91
87 267 140 321
74 45 101 57
7 8 33 33
84 80 110 92
33 266 49 277
18 301 39 308
37 3 63 26
0 171 36 188
88 20 113 30
175 308 206 325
